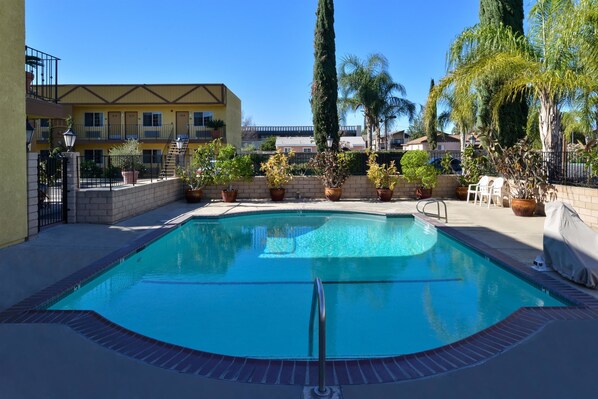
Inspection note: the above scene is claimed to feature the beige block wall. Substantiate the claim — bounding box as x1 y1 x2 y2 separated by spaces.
76 179 183 224
550 184 598 230
0 0 27 248
201 175 459 200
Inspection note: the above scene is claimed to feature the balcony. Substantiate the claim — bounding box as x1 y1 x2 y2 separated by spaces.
26 46 59 103
33 123 227 143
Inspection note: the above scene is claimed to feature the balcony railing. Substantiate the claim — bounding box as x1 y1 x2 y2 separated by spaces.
61 124 224 142
26 45 60 103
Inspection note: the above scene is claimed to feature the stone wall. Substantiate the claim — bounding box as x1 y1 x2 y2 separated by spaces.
202 175 460 200
550 184 598 229
76 179 183 224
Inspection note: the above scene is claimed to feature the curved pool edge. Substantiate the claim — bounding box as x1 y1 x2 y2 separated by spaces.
2 206 598 385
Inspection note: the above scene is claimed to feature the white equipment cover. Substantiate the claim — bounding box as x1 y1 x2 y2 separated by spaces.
543 201 598 288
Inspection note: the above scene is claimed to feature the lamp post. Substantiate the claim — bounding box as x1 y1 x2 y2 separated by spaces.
175 137 184 167
26 120 35 151
326 135 333 149
63 128 77 152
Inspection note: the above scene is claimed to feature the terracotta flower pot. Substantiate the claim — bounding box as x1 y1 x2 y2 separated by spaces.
416 187 432 200
211 129 221 139
324 187 342 201
455 186 468 201
121 170 139 184
269 188 285 201
376 188 393 202
185 189 203 203
511 198 536 217
221 189 238 202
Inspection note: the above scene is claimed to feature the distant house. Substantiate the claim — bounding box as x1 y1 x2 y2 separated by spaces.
275 136 366 153
243 125 361 148
386 130 411 150
403 133 461 151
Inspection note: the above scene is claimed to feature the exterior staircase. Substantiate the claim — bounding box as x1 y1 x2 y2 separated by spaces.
160 139 188 179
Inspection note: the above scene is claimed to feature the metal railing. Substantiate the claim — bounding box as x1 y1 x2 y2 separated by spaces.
26 45 60 102
77 155 168 189
308 277 328 396
542 151 597 188
67 124 225 142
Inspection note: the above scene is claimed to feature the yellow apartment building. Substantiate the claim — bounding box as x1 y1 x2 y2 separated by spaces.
30 83 242 163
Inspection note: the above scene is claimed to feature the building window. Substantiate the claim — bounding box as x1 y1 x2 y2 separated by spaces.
84 112 104 127
438 144 445 150
39 118 49 128
193 111 213 126
143 149 162 164
303 148 312 153
283 147 291 153
84 149 104 164
143 112 162 127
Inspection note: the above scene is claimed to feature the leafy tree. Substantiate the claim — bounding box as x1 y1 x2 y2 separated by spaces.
425 79 438 149
426 0 598 154
311 0 340 152
339 53 414 150
260 136 277 151
477 0 528 147
407 107 426 140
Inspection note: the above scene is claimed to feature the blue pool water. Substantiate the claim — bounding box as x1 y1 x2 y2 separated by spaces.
50 212 564 359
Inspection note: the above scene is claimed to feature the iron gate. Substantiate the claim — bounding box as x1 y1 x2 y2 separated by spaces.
38 155 68 229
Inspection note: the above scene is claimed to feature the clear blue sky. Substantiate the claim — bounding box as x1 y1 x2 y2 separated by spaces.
26 0 487 130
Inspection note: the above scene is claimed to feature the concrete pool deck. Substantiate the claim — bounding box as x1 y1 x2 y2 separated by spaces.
1 199 598 398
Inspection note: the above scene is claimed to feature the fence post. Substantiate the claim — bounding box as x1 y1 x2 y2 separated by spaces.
61 152 79 224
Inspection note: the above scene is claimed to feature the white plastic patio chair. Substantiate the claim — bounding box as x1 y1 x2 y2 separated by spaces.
479 177 504 208
466 176 490 205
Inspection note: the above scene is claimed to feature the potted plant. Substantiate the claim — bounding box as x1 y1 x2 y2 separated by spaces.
453 147 487 200
260 150 294 201
308 150 351 201
206 119 226 139
176 141 217 202
25 55 43 92
366 151 399 201
109 139 144 184
400 150 438 199
213 139 254 202
490 139 548 216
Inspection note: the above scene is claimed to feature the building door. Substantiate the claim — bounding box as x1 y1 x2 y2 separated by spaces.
108 112 121 139
125 112 138 139
176 111 189 138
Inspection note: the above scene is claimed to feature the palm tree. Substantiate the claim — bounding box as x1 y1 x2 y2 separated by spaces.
426 0 598 154
438 86 478 152
339 53 415 150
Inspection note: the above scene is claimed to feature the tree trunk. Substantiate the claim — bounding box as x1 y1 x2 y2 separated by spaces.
374 124 381 150
460 130 466 152
538 92 562 153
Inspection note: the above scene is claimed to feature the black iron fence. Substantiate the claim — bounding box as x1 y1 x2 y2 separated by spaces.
78 155 167 189
26 45 59 102
542 151 598 187
38 155 67 229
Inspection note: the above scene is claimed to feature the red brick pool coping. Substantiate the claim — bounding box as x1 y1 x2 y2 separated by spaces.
2 210 598 386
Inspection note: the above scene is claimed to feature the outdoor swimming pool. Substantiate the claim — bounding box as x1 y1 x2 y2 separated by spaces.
49 211 565 359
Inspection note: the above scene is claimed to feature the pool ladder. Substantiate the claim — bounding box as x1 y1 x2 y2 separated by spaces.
307 277 328 397
416 198 448 223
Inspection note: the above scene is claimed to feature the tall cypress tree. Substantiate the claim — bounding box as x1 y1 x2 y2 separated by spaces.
312 0 339 152
426 79 438 150
478 0 528 147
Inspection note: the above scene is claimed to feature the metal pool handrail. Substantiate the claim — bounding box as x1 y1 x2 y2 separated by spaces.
417 198 448 222
308 277 328 396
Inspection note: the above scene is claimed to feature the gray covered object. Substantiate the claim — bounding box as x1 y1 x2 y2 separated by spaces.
543 201 598 288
